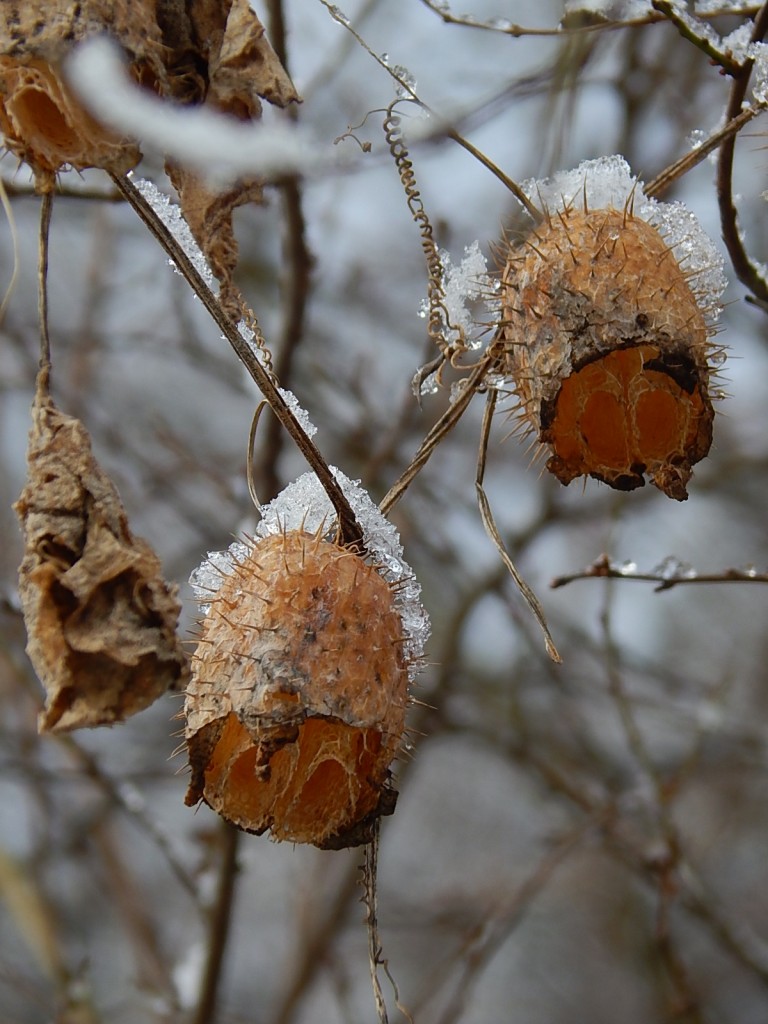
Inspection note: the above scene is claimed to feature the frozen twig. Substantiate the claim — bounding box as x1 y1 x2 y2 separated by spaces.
190 823 240 1024
551 553 768 591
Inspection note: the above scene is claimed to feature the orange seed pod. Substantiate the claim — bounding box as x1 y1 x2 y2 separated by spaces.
500 156 726 500
184 470 428 849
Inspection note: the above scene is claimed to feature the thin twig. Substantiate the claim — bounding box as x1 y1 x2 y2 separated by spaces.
645 104 762 199
716 2 768 306
651 0 743 75
380 356 493 515
445 129 541 219
273 860 361 1024
0 176 20 325
363 826 389 1024
191 822 240 1024
58 737 202 910
418 0 761 36
258 0 315 501
321 0 539 219
0 178 124 202
551 553 768 591
476 389 561 663
37 191 54 392
433 821 589 1024
110 172 364 550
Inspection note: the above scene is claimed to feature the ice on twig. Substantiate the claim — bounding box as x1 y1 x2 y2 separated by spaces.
417 241 498 374
131 176 216 290
277 388 317 438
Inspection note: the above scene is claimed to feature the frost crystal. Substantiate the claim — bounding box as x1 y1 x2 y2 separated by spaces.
750 43 768 104
191 470 430 675
562 0 652 21
393 64 418 97
521 155 727 318
277 388 317 438
419 241 498 352
653 555 696 580
190 541 250 614
722 22 755 61
131 176 217 291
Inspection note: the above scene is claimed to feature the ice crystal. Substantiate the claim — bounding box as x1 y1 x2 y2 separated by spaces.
562 0 652 21
521 155 727 318
277 388 317 438
191 470 430 675
131 176 216 291
419 241 497 352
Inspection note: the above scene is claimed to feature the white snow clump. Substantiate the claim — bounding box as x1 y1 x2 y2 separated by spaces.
520 154 727 317
190 469 430 676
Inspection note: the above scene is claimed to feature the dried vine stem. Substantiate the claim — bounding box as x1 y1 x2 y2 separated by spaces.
257 0 314 501
362 822 413 1024
363 828 389 1024
37 190 54 390
418 0 762 36
384 102 455 357
110 172 364 550
476 388 560 663
379 355 494 515
191 822 240 1024
717 2 768 307
651 0 743 75
645 104 762 199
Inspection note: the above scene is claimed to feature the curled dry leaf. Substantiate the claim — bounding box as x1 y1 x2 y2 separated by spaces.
14 390 188 733
185 530 410 849
0 56 141 189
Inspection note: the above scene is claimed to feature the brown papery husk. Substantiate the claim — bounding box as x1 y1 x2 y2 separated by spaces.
14 382 188 732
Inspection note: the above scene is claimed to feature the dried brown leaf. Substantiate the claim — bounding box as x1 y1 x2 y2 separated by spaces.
14 391 189 733
166 0 300 313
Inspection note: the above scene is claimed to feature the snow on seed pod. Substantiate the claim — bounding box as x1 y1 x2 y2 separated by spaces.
184 470 429 849
500 155 727 501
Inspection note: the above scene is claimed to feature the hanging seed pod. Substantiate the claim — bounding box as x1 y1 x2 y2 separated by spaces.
500 156 726 501
14 389 188 732
184 471 429 849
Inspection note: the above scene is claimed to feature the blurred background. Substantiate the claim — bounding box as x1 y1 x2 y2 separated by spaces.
3 1 768 1022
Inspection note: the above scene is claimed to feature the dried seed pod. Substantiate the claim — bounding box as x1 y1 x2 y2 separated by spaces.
0 56 141 188
14 393 188 732
185 471 429 849
500 156 726 501
0 1 163 188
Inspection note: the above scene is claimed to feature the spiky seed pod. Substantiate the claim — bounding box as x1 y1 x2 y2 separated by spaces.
500 157 726 501
185 529 411 850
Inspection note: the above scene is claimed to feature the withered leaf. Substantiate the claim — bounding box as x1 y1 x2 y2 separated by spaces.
14 393 189 733
166 0 300 314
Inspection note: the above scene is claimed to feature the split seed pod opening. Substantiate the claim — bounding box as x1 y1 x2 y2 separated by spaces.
500 156 727 500
184 471 429 849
